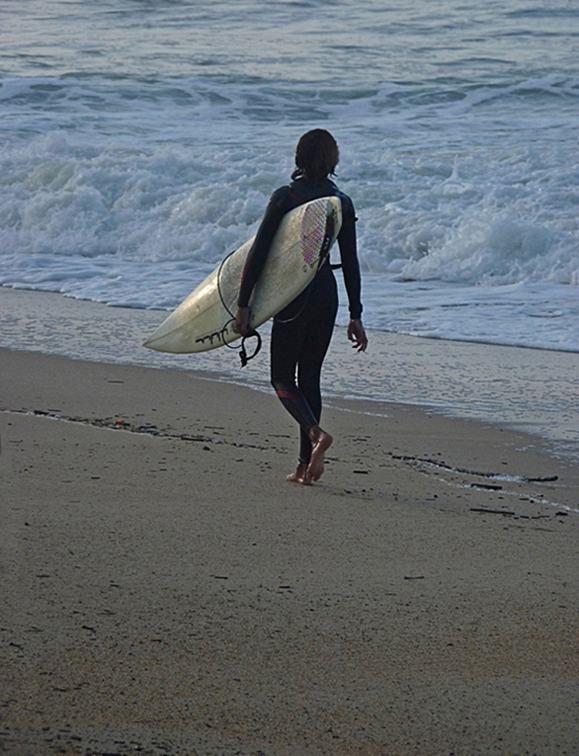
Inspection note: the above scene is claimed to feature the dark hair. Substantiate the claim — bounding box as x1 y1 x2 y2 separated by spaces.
291 129 339 184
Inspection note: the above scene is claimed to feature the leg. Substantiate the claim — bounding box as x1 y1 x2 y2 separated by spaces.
271 317 319 484
296 282 338 482
270 319 319 441
270 270 338 483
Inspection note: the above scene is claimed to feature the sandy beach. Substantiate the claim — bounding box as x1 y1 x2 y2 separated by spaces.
1 345 578 755
3 0 579 752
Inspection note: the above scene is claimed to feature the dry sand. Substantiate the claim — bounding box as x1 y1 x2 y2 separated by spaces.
1 347 578 755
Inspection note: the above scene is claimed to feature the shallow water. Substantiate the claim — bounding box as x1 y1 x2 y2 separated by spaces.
2 289 578 462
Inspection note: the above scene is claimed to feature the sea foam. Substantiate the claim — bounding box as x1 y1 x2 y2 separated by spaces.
1 0 579 352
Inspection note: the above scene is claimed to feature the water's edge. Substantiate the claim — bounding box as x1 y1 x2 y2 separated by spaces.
2 288 578 464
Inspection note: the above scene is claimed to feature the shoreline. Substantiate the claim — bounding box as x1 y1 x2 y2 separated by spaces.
1 348 579 754
1 287 579 463
2 346 578 513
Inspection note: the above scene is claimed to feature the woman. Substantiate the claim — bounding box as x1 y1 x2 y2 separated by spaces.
235 129 367 485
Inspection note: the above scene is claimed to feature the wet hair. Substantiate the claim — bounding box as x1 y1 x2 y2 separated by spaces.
291 129 339 184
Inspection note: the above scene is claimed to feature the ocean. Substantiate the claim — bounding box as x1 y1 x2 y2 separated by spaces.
1 0 579 455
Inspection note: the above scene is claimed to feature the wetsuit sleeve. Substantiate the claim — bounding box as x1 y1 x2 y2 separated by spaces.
337 196 363 320
238 187 293 309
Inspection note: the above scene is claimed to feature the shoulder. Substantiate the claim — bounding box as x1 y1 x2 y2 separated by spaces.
329 181 356 219
271 184 291 201
266 185 295 213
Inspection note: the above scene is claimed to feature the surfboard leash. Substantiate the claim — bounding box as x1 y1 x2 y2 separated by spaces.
216 251 263 368
238 330 262 367
215 199 335 367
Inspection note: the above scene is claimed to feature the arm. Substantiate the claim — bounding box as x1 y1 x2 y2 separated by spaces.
236 188 292 334
337 196 368 352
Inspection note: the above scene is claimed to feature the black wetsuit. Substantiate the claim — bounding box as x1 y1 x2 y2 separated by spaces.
238 176 363 464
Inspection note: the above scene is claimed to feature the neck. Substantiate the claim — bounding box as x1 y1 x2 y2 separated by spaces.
301 173 328 185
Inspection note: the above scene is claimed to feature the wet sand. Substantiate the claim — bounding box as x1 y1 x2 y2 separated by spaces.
1 347 578 755
2 287 579 460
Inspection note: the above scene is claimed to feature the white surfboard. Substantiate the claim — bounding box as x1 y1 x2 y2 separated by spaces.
143 196 342 354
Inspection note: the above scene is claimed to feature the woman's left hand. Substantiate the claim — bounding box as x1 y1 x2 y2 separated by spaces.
347 319 368 352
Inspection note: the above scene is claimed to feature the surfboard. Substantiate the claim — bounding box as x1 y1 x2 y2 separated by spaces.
143 196 342 354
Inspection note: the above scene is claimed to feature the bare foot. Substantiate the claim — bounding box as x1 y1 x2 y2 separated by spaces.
286 462 311 485
305 428 333 483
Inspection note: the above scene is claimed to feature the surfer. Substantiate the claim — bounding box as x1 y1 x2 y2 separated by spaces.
235 129 367 485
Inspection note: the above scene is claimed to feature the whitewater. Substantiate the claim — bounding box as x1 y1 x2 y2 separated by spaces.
1 0 578 352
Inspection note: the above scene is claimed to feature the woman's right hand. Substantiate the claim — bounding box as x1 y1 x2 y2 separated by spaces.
235 306 251 336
